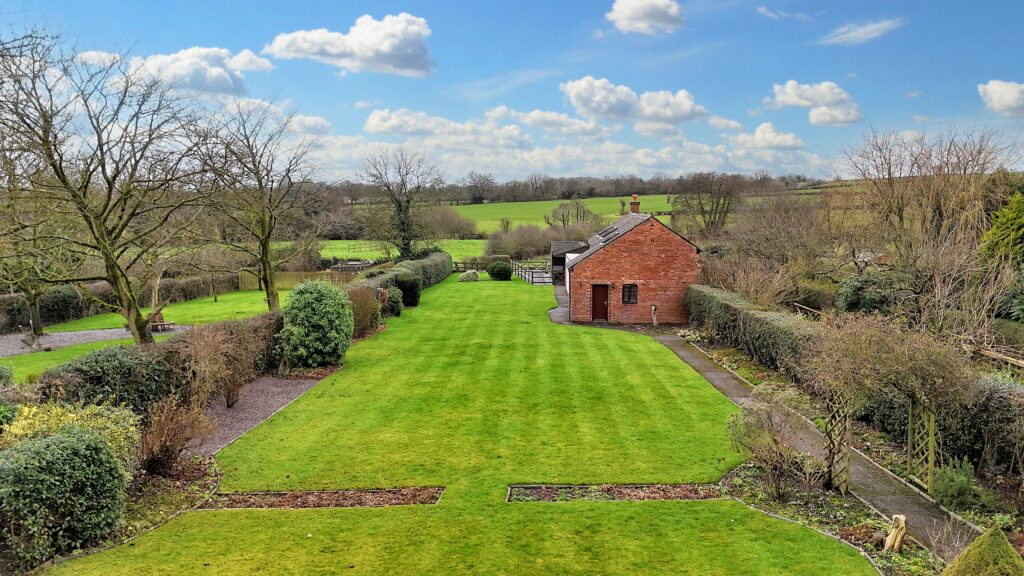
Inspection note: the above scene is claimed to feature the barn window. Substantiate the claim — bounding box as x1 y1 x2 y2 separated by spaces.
622 284 638 304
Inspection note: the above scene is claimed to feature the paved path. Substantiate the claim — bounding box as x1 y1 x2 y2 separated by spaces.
548 290 979 561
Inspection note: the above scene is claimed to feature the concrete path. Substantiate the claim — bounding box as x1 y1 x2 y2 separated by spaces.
548 289 979 561
0 326 189 358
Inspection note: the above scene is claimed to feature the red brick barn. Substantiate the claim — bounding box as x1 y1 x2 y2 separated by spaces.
564 196 700 324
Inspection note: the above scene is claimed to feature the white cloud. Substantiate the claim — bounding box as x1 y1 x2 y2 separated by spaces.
486 106 608 139
818 18 904 46
76 50 122 66
634 122 682 138
638 89 707 123
263 13 433 77
290 114 332 134
708 115 742 130
606 0 685 35
559 76 706 137
224 49 274 72
363 108 532 150
354 100 379 109
592 28 605 40
727 122 804 150
912 114 929 123
905 90 921 99
756 6 811 21
763 79 862 126
978 80 1024 116
129 47 272 94
560 76 639 119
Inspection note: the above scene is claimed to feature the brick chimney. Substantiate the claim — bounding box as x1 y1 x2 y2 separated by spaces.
629 194 640 214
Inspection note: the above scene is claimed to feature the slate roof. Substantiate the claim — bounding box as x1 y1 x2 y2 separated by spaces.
566 213 652 270
550 240 589 257
565 212 700 270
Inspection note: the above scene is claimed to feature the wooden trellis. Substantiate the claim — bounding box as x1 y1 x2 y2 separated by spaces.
906 400 939 492
824 392 852 495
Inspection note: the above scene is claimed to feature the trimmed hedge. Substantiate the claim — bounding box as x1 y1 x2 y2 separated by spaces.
38 285 86 323
688 284 1024 476
0 293 29 333
37 346 180 419
486 261 513 281
384 287 403 317
686 284 820 378
941 528 1024 576
36 312 282 420
0 426 128 567
347 251 453 308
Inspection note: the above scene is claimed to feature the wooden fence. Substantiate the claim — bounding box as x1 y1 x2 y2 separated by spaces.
512 260 553 285
239 270 357 291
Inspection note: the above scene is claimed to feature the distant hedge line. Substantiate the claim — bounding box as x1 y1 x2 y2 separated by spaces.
0 274 239 334
685 283 1024 475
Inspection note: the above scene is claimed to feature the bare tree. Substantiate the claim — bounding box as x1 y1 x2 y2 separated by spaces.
202 99 322 311
843 129 1018 347
359 147 442 257
0 35 212 343
670 172 748 236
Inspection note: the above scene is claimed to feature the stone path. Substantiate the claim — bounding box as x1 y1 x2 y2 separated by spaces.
547 291 980 562
0 326 188 358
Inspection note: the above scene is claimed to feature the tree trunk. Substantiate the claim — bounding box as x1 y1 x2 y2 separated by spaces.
125 304 154 344
22 290 44 337
260 247 279 311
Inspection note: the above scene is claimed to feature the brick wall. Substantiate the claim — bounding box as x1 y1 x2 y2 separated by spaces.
568 219 699 324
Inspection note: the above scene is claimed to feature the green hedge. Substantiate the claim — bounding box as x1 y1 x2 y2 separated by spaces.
0 426 128 567
37 312 282 420
685 285 820 378
278 281 354 369
347 251 452 307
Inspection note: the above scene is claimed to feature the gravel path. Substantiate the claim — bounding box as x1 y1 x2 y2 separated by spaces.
189 375 321 457
0 326 189 358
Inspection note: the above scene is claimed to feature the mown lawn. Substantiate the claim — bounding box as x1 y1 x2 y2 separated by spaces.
50 278 876 575
45 290 288 333
320 239 486 262
0 336 170 383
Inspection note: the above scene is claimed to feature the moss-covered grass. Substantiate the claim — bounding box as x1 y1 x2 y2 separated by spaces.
48 278 876 575
44 290 289 333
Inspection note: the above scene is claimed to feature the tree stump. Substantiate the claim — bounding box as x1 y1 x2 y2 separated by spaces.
883 515 907 553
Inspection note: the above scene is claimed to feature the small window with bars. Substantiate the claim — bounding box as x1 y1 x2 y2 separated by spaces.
622 284 638 304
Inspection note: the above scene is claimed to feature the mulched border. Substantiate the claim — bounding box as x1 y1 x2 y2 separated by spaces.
507 483 723 503
204 487 444 510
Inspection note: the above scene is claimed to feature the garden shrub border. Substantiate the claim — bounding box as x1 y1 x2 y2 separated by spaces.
686 283 1024 477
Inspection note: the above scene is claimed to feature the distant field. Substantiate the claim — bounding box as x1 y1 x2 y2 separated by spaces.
320 239 486 262
454 194 675 232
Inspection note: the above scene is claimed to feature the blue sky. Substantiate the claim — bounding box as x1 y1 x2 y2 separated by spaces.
4 0 1024 180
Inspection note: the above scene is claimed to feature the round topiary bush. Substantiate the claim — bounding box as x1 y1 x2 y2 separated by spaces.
486 261 513 281
458 270 479 282
384 286 403 317
0 426 129 567
278 281 354 368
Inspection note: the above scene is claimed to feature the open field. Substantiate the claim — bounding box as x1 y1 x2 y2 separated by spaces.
454 194 675 232
320 239 487 262
0 336 172 383
45 290 288 333
51 278 875 575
